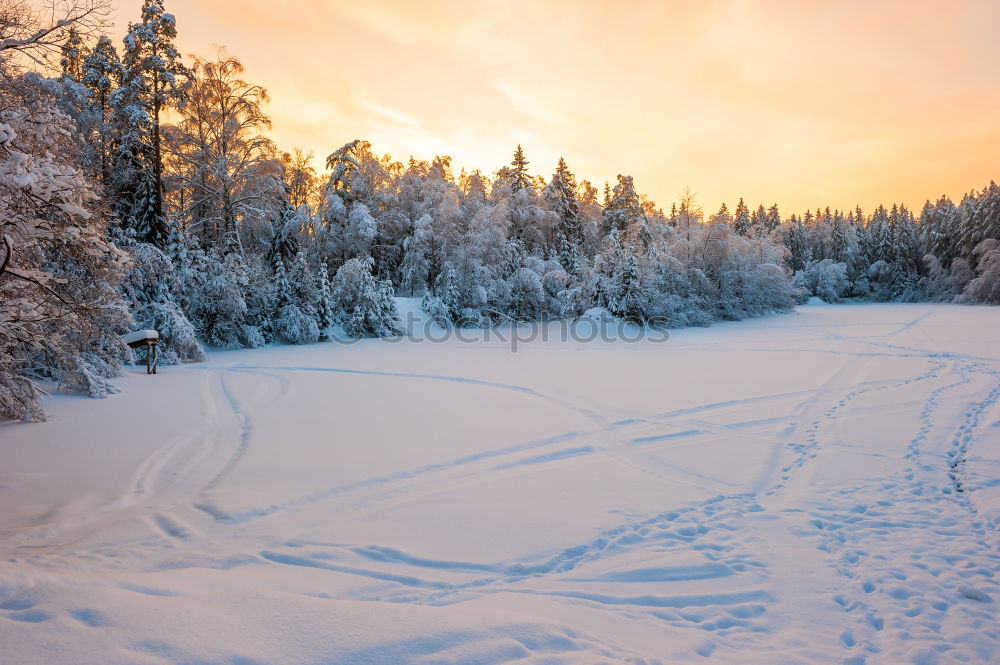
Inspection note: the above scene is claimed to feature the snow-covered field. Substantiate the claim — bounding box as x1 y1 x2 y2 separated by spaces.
2 301 999 665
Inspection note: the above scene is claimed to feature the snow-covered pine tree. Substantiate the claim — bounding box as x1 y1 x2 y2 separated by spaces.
732 198 752 236
603 175 645 238
82 35 122 185
112 0 188 247
60 28 87 81
510 144 532 194
122 241 205 364
765 204 782 234
269 196 301 265
783 217 812 272
165 217 187 270
272 255 292 311
266 254 318 344
400 213 435 296
608 253 645 323
960 182 1000 266
921 196 958 268
544 157 583 273
333 257 401 338
288 249 320 318
316 262 335 338
710 202 732 227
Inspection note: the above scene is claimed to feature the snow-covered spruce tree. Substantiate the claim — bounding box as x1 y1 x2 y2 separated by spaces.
287 249 320 318
316 262 335 339
0 70 130 421
269 195 301 265
400 213 434 296
509 144 532 194
111 0 187 247
782 216 812 273
494 146 551 254
423 266 462 327
120 240 205 364
271 254 319 345
603 175 645 239
333 257 401 338
544 157 583 273
594 228 645 321
732 198 752 236
60 28 87 81
185 231 262 347
922 196 960 269
81 35 122 185
956 183 999 262
164 216 188 271
608 253 646 323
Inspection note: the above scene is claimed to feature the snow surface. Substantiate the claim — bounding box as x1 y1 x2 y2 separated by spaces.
1 300 999 664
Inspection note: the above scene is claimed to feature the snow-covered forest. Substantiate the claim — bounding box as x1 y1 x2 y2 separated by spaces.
2 0 1000 422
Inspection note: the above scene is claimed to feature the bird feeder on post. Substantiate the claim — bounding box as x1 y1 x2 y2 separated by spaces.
122 330 159 374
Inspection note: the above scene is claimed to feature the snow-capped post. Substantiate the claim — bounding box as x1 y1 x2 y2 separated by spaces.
122 330 160 374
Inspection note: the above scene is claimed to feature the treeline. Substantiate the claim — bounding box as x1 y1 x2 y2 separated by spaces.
779 191 1000 304
1 1 998 421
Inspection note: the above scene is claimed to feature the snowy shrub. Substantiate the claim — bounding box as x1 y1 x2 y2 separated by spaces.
542 269 572 313
750 263 800 311
508 267 546 320
132 300 206 364
274 303 321 345
123 243 205 363
556 283 592 318
794 259 850 303
961 239 1000 304
421 294 452 328
333 257 401 337
861 260 896 302
924 254 968 302
185 251 257 348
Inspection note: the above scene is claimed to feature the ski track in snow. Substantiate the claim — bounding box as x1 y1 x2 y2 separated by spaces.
1 303 999 664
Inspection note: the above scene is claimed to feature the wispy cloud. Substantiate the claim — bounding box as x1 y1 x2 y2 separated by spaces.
360 101 421 128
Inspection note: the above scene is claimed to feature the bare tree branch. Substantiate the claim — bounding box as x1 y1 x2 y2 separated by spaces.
0 0 112 67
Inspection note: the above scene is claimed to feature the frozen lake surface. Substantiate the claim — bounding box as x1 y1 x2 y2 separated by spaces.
1 301 998 664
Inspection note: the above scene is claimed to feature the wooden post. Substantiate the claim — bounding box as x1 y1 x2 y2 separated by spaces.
147 339 158 375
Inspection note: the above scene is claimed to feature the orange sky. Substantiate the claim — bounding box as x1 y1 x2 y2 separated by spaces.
101 0 1000 215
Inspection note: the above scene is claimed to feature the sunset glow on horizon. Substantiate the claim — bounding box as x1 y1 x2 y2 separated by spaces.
106 0 1000 214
